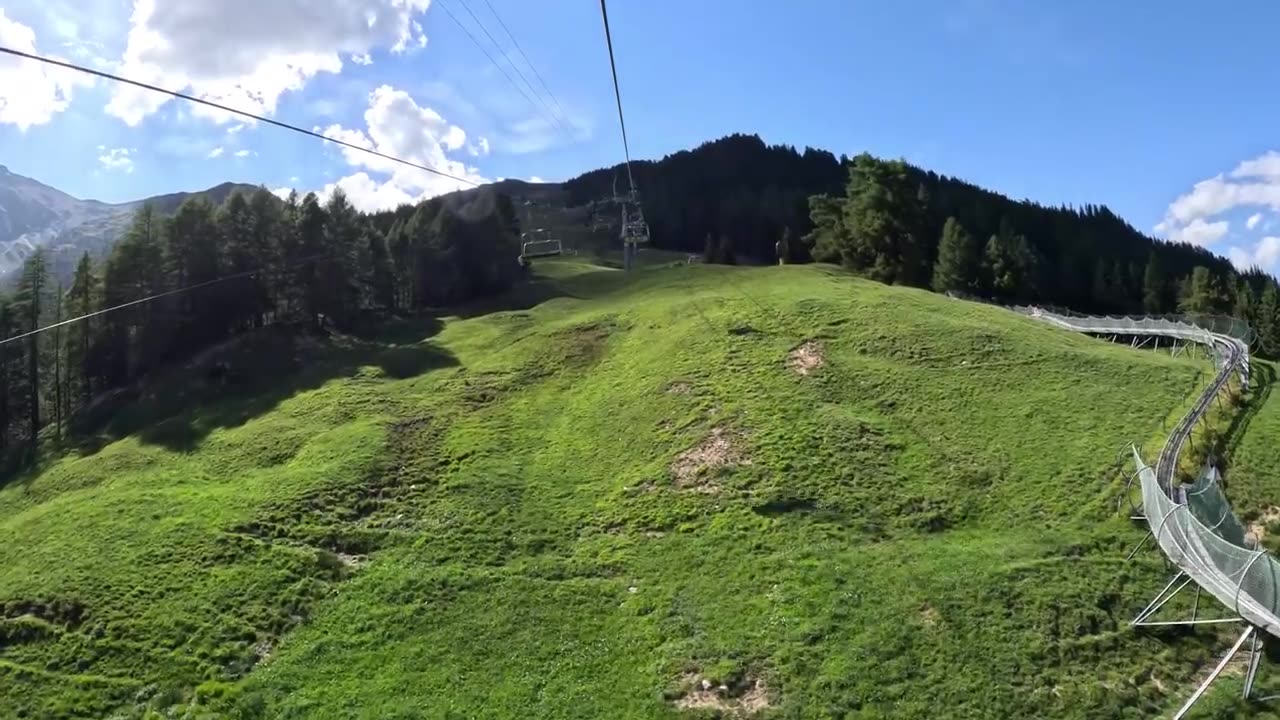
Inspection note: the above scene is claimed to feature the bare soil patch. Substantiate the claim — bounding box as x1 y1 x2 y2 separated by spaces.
670 427 751 492
674 673 770 715
788 340 824 376
1247 505 1280 545
920 603 940 627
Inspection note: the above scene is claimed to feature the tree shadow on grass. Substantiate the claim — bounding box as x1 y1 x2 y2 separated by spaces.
67 321 460 457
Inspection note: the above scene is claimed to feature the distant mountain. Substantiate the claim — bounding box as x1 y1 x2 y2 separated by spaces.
0 166 259 283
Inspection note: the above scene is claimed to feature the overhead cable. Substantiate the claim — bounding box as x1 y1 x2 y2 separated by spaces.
479 0 572 128
0 46 479 188
598 0 635 193
455 0 566 133
436 0 561 135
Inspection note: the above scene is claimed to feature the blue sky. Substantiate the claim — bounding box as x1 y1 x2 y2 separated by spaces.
1 0 1279 269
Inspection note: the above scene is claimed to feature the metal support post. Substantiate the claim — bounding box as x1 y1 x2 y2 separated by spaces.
1174 626 1255 719
1126 532 1152 561
1244 629 1263 699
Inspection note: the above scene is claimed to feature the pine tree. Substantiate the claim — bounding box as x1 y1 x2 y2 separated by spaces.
295 193 327 328
702 233 717 264
1257 281 1280 356
1234 280 1257 326
1092 260 1111 312
167 198 221 345
931 217 978 294
50 283 63 441
1179 266 1227 315
839 154 924 284
1142 252 1165 314
0 297 14 450
366 227 396 310
15 249 48 448
219 192 261 332
321 189 362 327
984 234 1019 300
66 253 98 404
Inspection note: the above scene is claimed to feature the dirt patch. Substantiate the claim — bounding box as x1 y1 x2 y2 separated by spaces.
670 427 751 492
1247 505 1280 546
336 553 368 569
674 673 770 715
919 604 940 627
253 639 274 663
666 381 692 395
787 340 824 376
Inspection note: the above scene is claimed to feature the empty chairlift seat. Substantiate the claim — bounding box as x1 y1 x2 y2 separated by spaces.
521 238 563 259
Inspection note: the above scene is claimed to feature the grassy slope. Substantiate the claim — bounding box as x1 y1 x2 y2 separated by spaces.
0 261 1234 718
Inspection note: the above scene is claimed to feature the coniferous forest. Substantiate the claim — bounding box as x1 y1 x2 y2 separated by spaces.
0 185 522 464
3 132 1278 469
569 134 1276 345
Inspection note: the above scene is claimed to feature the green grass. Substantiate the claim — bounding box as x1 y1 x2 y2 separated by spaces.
0 260 1246 718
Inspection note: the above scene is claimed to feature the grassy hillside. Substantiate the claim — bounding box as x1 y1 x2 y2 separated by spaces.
0 260 1243 718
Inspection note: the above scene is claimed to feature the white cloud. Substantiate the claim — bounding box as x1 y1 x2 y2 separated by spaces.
234 149 254 158
98 146 135 173
0 9 94 130
1247 213 1264 231
528 176 545 183
1232 152 1280 181
315 84 485 211
317 172 417 212
1163 217 1229 247
227 122 246 135
467 136 491 157
1227 236 1280 271
289 175 299 183
351 53 373 66
207 146 224 158
1259 237 1280 268
105 0 431 126
1156 151 1280 245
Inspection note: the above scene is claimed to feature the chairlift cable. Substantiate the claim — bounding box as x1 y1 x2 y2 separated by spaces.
0 47 479 188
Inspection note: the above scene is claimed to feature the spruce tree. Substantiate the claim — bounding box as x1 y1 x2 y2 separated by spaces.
15 249 48 448
1258 281 1280 355
1142 252 1165 314
931 217 977 294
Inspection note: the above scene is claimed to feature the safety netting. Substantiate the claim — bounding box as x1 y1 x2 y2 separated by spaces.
1018 305 1277 635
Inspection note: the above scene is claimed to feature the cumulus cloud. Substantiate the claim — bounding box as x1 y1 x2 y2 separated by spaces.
208 146 224 158
1232 152 1280 181
105 0 431 126
1155 150 1280 245
234 149 254 158
351 53 373 66
466 136 490 157
1161 217 1229 247
315 84 485 212
98 146 135 173
0 9 93 130
1228 237 1280 272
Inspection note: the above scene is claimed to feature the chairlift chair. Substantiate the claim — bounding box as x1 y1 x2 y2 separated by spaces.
520 238 563 259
